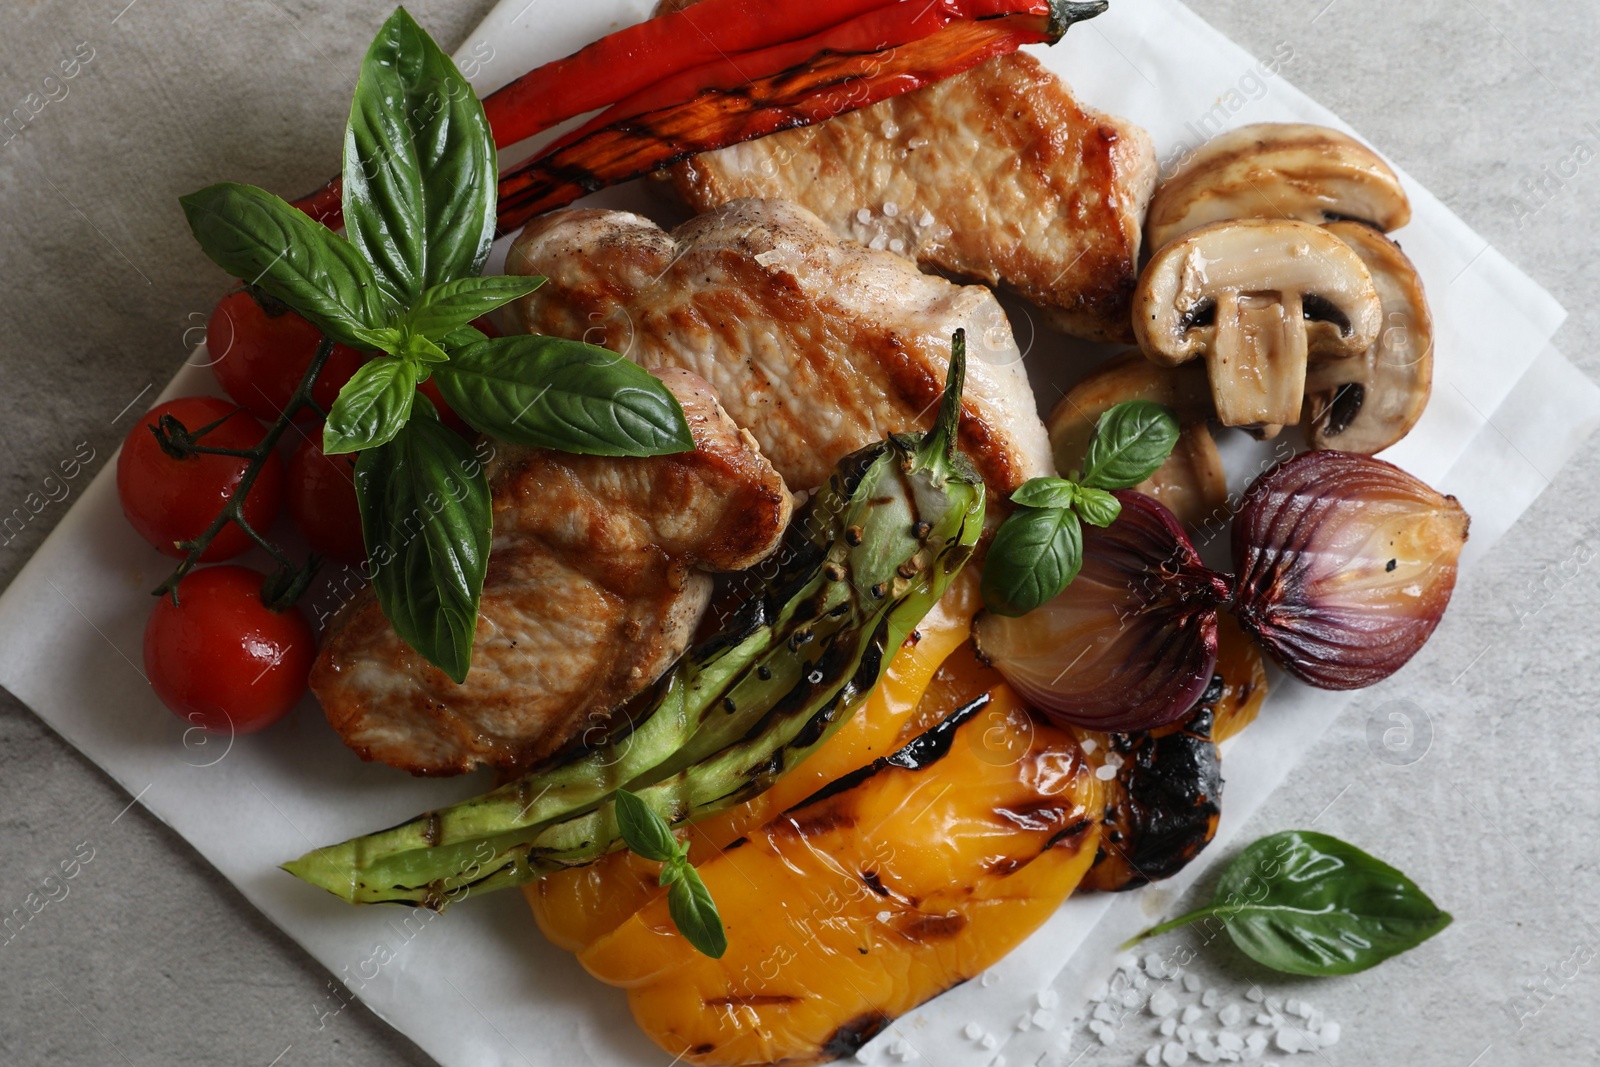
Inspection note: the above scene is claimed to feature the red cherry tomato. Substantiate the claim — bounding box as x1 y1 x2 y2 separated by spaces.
117 396 284 560
208 290 368 422
287 430 365 565
143 565 315 734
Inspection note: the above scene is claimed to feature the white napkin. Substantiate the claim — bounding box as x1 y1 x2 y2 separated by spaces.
0 1 1593 1066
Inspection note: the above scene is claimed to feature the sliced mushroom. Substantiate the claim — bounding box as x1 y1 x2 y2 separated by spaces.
1302 222 1434 454
1147 123 1411 253
1133 219 1382 434
1046 352 1226 529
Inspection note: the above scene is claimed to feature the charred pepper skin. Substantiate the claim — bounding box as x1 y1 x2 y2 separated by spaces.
285 335 985 907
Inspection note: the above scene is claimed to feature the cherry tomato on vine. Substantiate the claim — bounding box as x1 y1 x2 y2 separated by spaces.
143 565 315 734
287 430 365 565
207 290 367 422
117 396 284 561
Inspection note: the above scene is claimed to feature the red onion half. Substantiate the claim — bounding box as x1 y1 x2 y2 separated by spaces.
1231 451 1469 689
975 492 1232 732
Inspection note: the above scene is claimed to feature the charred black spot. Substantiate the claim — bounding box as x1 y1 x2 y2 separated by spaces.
781 808 856 839
1302 293 1353 335
987 856 1025 876
823 1012 893 1059
899 912 967 940
705 993 801 1008
1045 817 1095 851
799 694 991 806
860 870 890 896
1386 558 1398 572
995 799 1070 832
691 1043 716 1056
1087 706 1222 892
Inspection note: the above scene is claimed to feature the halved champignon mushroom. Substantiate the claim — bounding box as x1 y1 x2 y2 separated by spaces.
1303 221 1434 454
1147 123 1411 253
1046 351 1226 529
1132 218 1382 435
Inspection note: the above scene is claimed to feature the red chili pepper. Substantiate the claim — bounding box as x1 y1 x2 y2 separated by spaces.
495 1 1106 233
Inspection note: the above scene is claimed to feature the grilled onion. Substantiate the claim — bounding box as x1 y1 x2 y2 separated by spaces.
975 492 1232 731
1231 450 1469 689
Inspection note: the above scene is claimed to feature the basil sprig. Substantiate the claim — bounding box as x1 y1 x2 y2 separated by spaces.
1127 830 1452 975
982 400 1179 616
614 788 727 959
179 7 693 680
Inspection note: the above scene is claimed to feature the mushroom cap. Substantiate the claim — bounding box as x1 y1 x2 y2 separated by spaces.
1147 123 1411 253
1133 218 1383 367
1304 221 1434 454
1046 351 1225 529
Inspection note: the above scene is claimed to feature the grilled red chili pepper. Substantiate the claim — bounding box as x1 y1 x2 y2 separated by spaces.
496 0 1106 231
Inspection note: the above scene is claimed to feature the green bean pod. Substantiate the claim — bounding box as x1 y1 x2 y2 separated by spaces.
286 333 985 907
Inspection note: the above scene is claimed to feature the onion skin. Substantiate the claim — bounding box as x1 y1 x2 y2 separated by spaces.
1231 451 1469 690
975 492 1232 732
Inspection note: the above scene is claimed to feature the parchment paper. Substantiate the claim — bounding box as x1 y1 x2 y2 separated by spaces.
1 1 1595 1065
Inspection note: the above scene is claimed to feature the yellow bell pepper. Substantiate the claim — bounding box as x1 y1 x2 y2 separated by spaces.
577 684 1102 1066
528 576 982 953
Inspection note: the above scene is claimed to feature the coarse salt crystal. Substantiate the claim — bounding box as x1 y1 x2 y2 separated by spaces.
982 970 999 988
1181 1006 1202 1025
1147 1046 1164 1067
1201 989 1218 1009
1265 997 1282 1013
1160 1017 1177 1037
1103 752 1125 770
883 201 899 217
1097 1027 1115 1047
1093 1002 1117 1024
1032 1009 1056 1028
1184 974 1203 993
1255 1015 1276 1027
1015 1014 1032 1032
981 1033 999 1051
1095 764 1118 780
1123 988 1145 1009
888 238 905 254
1318 1022 1340 1046
1244 987 1264 1002
1218 1004 1242 1028
1144 953 1169 977
1149 988 1178 1017
917 209 935 227
1080 737 1098 754
856 208 873 224
1218 1031 1244 1052
1036 989 1059 1009
869 233 889 251
1283 999 1301 1016
1197 1046 1220 1064
1295 1002 1314 1020
1274 1029 1301 1054
964 1023 984 1040
1162 1041 1190 1066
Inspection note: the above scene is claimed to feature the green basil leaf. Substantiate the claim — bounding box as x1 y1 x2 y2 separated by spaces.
324 357 419 454
1080 400 1181 490
343 7 496 305
355 405 491 683
1072 485 1122 528
440 324 489 349
180 182 394 347
1130 830 1453 976
613 788 681 865
980 506 1083 617
405 276 545 340
396 332 451 365
434 336 694 457
1009 476 1078 510
667 865 728 959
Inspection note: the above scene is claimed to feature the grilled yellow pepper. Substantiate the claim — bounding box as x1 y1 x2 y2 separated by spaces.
577 684 1102 1066
528 576 981 953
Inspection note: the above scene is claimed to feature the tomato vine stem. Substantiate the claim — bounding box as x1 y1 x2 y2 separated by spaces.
153 337 336 605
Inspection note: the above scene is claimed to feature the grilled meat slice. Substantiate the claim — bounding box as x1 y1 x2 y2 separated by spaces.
663 52 1156 343
310 369 791 776
508 197 1052 497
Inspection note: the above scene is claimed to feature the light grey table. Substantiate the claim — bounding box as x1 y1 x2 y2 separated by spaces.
1 2 1595 1065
